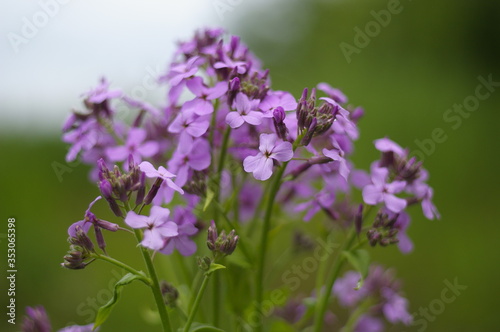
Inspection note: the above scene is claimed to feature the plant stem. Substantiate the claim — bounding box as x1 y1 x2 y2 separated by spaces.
184 272 212 332
253 162 289 332
92 254 151 285
312 229 357 332
133 229 173 332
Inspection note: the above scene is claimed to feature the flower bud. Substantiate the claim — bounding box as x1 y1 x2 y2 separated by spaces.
273 107 289 141
197 256 212 271
160 281 179 308
144 178 164 205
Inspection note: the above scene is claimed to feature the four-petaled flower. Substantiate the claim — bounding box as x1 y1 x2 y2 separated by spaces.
138 161 184 194
185 76 228 115
106 128 159 163
362 167 407 213
125 207 178 251
244 133 293 181
226 93 263 128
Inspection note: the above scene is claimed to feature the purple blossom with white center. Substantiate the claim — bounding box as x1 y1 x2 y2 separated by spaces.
125 207 178 251
167 139 211 187
259 91 298 118
322 140 350 181
362 167 407 213
168 106 210 153
243 133 294 181
381 288 413 325
105 128 159 163
159 206 198 256
185 77 228 115
294 191 335 222
225 93 263 128
68 196 118 237
317 82 348 104
138 161 184 194
163 56 204 87
83 77 122 104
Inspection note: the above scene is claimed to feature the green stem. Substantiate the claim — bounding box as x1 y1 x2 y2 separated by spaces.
211 126 231 326
253 162 289 332
92 254 151 285
133 229 173 332
184 272 212 332
312 229 357 332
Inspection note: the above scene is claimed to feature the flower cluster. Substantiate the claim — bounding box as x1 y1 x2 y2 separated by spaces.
55 28 440 331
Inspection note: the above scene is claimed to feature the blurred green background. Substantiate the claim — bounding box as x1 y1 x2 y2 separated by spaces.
1 0 499 331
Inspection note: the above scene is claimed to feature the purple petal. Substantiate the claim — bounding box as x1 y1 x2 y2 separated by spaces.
384 194 407 213
259 133 277 154
226 112 245 128
362 185 383 205
233 93 251 113
374 137 405 156
371 167 389 187
156 221 179 238
186 76 204 96
242 111 263 126
189 140 211 170
142 229 165 250
106 146 129 162
127 128 146 144
186 119 210 137
68 220 91 237
138 141 159 158
166 178 184 194
271 141 293 162
207 81 228 100
139 161 159 177
386 180 406 194
175 237 198 256
124 211 150 229
252 157 274 181
243 154 264 173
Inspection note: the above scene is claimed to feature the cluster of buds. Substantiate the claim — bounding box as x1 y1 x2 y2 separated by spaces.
160 281 179 308
62 226 95 270
296 88 339 145
206 221 239 260
379 148 422 184
367 211 399 247
98 156 146 216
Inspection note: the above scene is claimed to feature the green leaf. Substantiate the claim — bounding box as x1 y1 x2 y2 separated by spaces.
93 273 143 330
203 189 215 211
342 249 370 280
207 263 226 275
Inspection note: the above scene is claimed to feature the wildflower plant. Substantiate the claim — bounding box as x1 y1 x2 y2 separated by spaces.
24 28 439 332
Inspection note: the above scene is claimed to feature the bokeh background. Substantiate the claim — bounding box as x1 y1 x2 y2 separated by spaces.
1 0 499 331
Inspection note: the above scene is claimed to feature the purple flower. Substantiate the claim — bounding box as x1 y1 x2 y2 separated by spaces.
159 207 198 256
83 77 122 104
68 196 118 237
322 141 350 181
320 97 359 140
185 76 228 115
317 82 348 104
243 133 294 181
22 306 51 332
168 139 211 187
164 56 204 86
362 167 407 213
354 315 384 332
259 91 297 118
58 324 97 332
333 271 365 307
381 288 413 325
374 137 406 157
294 191 335 222
406 170 440 220
106 128 159 163
225 93 263 128
62 119 101 162
125 207 178 251
138 161 184 194
168 106 210 153
214 53 247 74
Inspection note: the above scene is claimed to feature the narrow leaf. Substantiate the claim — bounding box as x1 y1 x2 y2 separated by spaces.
93 273 142 330
342 249 370 280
